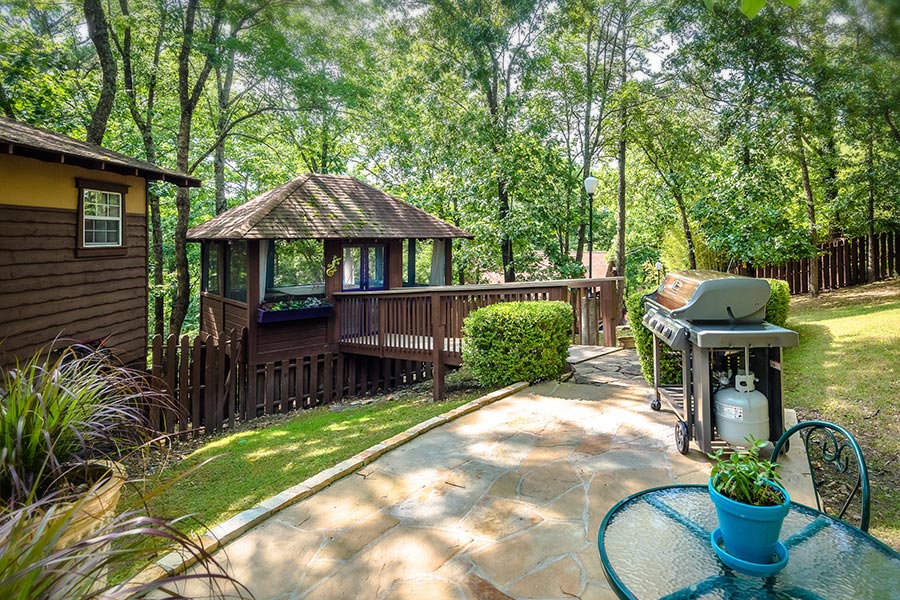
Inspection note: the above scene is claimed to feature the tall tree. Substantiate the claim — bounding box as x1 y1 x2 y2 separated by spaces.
632 92 710 269
553 0 621 262
423 0 547 282
110 0 171 336
82 0 116 145
169 0 225 341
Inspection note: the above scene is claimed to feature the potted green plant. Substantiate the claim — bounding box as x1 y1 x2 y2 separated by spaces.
708 437 790 572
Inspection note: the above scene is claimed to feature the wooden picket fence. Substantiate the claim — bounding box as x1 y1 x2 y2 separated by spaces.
148 328 430 437
747 232 899 295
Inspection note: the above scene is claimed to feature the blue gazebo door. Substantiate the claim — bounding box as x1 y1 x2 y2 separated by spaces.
342 244 386 291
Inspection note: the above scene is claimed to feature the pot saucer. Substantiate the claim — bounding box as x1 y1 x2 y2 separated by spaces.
711 527 788 577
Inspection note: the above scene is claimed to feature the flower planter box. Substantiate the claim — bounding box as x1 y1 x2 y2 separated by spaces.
256 305 333 324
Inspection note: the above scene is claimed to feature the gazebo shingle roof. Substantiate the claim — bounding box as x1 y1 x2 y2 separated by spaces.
0 116 199 187
187 174 472 240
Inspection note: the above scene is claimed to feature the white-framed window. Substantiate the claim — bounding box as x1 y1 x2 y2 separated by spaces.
82 189 123 247
75 178 129 256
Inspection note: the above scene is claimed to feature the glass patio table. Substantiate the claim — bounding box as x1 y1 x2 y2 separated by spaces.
598 484 900 599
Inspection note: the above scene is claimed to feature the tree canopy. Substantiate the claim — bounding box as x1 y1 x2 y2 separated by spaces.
2 0 897 335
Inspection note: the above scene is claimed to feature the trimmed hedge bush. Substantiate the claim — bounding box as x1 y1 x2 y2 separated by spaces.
627 290 682 386
462 301 572 388
764 278 791 327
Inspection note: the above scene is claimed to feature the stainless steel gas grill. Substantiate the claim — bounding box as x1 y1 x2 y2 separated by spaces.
643 270 799 454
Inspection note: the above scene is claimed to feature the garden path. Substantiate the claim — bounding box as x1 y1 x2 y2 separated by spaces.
172 349 810 600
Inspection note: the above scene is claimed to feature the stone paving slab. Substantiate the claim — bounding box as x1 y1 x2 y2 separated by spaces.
164 350 812 599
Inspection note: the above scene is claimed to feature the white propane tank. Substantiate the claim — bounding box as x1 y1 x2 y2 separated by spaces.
714 370 770 448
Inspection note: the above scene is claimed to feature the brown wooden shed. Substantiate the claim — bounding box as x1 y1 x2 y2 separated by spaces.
0 117 199 366
187 173 472 365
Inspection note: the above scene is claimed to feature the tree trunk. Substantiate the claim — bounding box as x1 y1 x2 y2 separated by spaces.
0 83 15 118
616 135 626 280
866 133 877 282
213 62 231 215
823 135 840 232
168 110 194 341
796 130 819 297
615 6 627 303
116 0 166 339
673 188 696 269
499 177 515 282
884 107 900 146
168 0 222 341
83 0 117 145
579 24 594 271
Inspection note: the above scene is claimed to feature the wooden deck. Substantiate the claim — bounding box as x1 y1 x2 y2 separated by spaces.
334 278 622 399
341 333 464 365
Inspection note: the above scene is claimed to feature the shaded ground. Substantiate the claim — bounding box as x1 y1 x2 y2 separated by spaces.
784 278 900 549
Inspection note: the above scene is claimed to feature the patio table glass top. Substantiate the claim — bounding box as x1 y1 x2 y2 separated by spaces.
598 484 900 600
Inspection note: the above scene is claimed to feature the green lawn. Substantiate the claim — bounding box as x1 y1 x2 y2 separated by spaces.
132 387 479 535
783 278 900 548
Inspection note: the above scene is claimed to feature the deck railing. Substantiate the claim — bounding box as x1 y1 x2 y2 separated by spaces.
334 278 621 369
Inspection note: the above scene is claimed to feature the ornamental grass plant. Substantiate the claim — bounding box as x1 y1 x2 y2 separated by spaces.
0 484 248 600
0 345 251 599
0 346 158 508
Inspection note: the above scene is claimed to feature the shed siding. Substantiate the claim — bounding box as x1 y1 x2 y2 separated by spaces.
0 154 147 213
0 204 148 365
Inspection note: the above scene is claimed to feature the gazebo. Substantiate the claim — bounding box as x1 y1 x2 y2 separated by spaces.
187 173 471 366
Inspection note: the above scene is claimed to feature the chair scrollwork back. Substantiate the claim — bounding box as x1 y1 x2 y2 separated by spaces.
772 420 870 531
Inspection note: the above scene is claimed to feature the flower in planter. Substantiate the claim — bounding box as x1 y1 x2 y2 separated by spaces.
261 297 331 311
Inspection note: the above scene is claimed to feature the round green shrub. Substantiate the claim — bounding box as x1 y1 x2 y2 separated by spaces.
462 301 572 388
627 290 682 386
764 278 791 327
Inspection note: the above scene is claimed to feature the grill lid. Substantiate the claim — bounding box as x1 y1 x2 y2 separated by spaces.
647 270 770 323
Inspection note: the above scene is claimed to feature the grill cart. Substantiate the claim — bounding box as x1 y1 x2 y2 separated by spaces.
642 270 799 454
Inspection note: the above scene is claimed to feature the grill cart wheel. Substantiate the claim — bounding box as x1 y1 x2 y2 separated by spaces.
675 421 689 454
651 397 661 411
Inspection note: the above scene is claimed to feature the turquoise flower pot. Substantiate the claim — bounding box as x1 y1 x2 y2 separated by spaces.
709 477 790 565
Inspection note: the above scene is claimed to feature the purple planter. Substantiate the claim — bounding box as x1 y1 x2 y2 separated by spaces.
256 306 333 324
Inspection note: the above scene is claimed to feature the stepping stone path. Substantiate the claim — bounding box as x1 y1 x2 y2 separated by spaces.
170 349 806 599
570 347 647 387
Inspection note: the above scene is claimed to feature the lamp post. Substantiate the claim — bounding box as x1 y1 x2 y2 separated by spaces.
582 175 600 344
583 175 599 280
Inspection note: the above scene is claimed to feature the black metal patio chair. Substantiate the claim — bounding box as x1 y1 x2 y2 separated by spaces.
772 420 871 531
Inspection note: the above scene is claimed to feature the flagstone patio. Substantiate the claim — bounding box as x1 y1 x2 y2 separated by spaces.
171 349 808 599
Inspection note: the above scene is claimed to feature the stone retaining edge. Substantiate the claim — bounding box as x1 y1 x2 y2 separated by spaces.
131 381 530 585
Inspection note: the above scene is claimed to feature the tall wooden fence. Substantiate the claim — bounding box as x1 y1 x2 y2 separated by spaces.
148 329 430 437
747 232 899 295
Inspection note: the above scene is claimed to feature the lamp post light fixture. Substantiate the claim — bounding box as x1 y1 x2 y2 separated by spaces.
583 175 599 281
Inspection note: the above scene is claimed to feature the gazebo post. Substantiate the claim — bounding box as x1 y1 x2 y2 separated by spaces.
247 240 261 366
444 238 453 286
